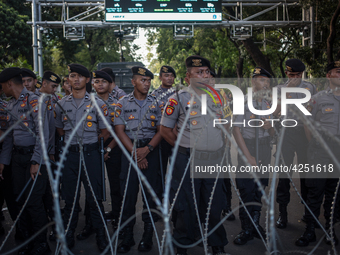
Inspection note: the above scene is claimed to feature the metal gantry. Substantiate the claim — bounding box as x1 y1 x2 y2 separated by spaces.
26 0 315 75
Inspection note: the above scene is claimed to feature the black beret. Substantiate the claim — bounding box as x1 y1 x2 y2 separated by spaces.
100 67 115 82
252 67 272 79
0 67 22 83
63 75 69 84
131 66 154 79
160 65 176 78
21 68 37 79
43 71 61 84
67 63 90 78
326 61 340 73
185 55 211 69
285 59 305 72
92 70 113 83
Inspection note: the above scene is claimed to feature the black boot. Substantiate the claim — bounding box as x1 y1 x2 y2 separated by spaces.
117 226 135 253
233 217 254 245
96 228 109 252
212 246 228 255
276 204 287 229
138 223 154 252
252 211 266 240
324 226 339 246
29 241 50 255
222 208 235 221
76 217 94 240
65 229 75 249
295 221 316 247
17 231 33 255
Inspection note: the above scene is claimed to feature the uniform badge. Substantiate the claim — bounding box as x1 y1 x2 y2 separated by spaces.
103 108 108 116
6 116 9 121
166 106 174 115
92 72 96 78
192 59 202 67
159 104 164 108
119 96 124 99
307 105 313 112
335 61 340 68
33 107 38 113
191 120 198 126
128 114 135 120
162 66 168 73
111 103 116 106
23 122 29 127
63 116 67 121
87 122 92 127
115 109 121 117
50 75 57 82
117 103 123 108
110 112 115 116
286 66 293 72
21 103 26 108
305 87 310 90
111 117 115 123
67 66 71 72
190 111 197 116
150 105 156 109
325 108 333 112
151 121 155 127
254 68 261 74
150 115 156 120
86 104 91 108
138 68 146 76
169 99 178 106
87 115 92 120
250 114 255 119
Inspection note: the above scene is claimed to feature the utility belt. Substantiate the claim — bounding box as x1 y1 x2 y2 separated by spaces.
178 146 225 160
68 142 99 153
13 145 35 155
130 138 152 148
243 136 271 146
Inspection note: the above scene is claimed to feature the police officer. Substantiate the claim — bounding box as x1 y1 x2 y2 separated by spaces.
160 56 229 255
98 68 125 223
150 65 176 200
295 61 340 246
54 64 109 251
232 67 274 245
274 59 318 229
114 66 162 253
101 67 126 99
0 67 50 255
21 68 38 94
62 75 72 96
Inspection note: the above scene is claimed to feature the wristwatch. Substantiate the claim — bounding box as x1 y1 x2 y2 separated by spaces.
31 160 39 165
147 144 154 152
106 147 112 153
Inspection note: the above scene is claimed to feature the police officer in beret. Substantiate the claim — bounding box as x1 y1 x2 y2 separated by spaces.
161 56 229 255
0 67 50 255
35 71 61 241
274 59 318 229
295 61 340 247
62 75 72 96
233 67 274 245
54 63 109 251
114 66 162 253
21 68 38 94
150 65 176 200
101 67 127 99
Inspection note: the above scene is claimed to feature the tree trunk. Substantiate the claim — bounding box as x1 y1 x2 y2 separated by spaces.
242 38 275 77
327 0 340 63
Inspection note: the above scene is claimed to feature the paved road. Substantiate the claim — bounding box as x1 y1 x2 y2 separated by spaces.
0 144 339 255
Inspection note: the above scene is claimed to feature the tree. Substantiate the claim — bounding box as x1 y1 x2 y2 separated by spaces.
0 2 31 67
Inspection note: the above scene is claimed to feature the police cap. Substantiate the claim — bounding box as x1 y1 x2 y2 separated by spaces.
160 65 176 78
67 63 90 78
326 61 340 73
21 68 37 79
100 68 115 82
92 70 113 83
43 71 61 84
131 66 154 79
0 67 22 83
252 67 272 78
185 55 211 69
285 59 305 72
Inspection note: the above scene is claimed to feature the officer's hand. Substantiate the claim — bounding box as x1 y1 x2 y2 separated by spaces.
0 164 4 180
247 156 258 167
49 154 55 162
104 152 110 161
136 147 149 162
261 119 272 130
138 158 148 170
30 164 41 181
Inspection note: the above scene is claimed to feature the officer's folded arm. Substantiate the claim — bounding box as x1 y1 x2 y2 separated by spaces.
98 128 110 142
160 125 177 147
115 124 134 153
